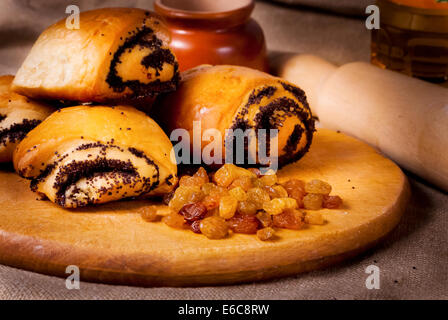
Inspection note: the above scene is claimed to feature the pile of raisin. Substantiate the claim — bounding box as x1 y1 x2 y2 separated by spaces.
140 164 343 240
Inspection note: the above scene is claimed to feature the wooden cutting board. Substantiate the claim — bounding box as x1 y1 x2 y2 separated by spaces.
0 129 410 286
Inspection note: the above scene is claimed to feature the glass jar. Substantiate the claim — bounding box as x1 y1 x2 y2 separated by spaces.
371 0 448 83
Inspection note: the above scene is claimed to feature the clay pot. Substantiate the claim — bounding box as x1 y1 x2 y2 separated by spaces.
154 0 269 72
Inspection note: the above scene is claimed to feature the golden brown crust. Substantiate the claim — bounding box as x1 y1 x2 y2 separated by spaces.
13 105 178 208
152 65 315 167
0 75 53 163
12 8 179 103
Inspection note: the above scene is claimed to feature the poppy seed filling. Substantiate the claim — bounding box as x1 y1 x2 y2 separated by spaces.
0 119 41 147
228 82 315 168
106 25 179 99
25 143 161 208
54 158 138 207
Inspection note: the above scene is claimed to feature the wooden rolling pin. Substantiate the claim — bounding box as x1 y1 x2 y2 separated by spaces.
270 53 448 192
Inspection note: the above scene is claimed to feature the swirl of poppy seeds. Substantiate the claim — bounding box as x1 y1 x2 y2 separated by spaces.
25 143 161 208
0 119 41 147
106 26 180 99
228 82 315 168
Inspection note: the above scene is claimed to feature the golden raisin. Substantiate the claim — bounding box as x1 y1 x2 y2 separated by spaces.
282 179 306 195
219 195 238 219
257 227 275 241
282 179 306 207
263 199 283 215
256 211 273 227
288 188 305 208
229 175 253 191
305 179 332 195
228 186 247 201
210 185 229 197
227 214 260 234
169 185 204 212
265 185 288 199
200 216 229 239
213 164 237 187
140 205 158 222
258 174 278 187
193 167 209 184
162 212 187 229
179 202 208 222
263 198 298 215
323 195 343 209
201 182 217 195
237 200 258 215
202 194 220 210
272 209 305 230
305 211 325 225
246 187 270 209
213 164 255 187
303 193 324 210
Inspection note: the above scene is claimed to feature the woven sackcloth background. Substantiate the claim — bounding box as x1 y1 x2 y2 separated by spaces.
0 0 446 300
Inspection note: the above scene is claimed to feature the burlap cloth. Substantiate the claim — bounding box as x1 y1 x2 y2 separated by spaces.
0 0 446 300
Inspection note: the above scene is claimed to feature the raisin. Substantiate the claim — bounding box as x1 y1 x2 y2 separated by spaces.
140 205 158 222
237 200 258 215
229 175 253 191
288 188 305 208
193 167 209 184
282 179 306 195
227 214 260 234
219 195 238 219
272 209 305 230
258 174 278 187
246 187 270 209
282 179 306 207
213 164 255 187
179 202 207 222
162 212 187 229
305 179 332 195
323 195 343 209
263 198 298 215
201 182 217 195
190 220 202 233
256 211 273 227
257 227 275 241
200 216 229 239
169 185 204 212
213 164 237 187
265 185 288 199
228 186 247 201
179 174 208 187
303 193 323 210
202 194 220 210
305 211 325 225
263 199 283 215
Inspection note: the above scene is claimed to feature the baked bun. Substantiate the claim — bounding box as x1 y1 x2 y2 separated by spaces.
152 65 315 167
12 8 179 104
0 75 53 163
14 105 178 208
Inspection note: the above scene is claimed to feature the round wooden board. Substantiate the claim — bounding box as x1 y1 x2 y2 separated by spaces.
0 129 409 286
